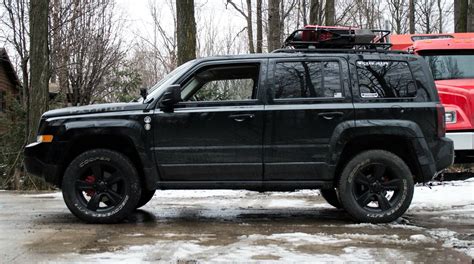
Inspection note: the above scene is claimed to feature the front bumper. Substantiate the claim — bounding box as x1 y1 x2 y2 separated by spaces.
24 142 62 186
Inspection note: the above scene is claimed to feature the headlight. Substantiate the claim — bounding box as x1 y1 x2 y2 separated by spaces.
445 111 456 124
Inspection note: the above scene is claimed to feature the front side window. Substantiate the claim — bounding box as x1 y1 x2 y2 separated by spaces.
273 61 342 99
357 60 417 98
181 64 259 102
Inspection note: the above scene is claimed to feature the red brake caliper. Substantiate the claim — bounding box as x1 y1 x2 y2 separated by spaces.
84 175 96 197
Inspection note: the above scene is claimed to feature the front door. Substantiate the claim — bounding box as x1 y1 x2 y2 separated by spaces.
152 60 266 182
264 57 354 181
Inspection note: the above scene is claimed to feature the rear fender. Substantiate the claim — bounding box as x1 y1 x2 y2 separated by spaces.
329 120 436 182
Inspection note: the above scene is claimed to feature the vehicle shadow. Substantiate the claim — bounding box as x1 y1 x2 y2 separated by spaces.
35 207 352 225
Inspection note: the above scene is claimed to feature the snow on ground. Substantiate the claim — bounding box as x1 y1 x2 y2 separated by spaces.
410 178 474 211
73 232 424 263
21 192 63 198
9 179 472 262
47 179 473 262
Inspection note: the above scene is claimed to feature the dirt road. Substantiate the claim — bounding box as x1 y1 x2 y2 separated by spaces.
1 180 473 263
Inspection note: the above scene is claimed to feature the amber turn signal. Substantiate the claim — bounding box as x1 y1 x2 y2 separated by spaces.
37 135 54 143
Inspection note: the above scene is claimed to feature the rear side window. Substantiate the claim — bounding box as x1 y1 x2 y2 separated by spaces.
357 60 417 98
274 61 343 99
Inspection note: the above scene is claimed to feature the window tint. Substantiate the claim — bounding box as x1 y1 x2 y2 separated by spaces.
274 61 342 99
181 64 259 102
357 60 417 98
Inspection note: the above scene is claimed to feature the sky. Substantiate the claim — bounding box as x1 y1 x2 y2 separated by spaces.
115 0 247 47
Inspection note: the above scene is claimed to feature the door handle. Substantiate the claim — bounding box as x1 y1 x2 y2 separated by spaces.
228 113 255 122
318 111 344 120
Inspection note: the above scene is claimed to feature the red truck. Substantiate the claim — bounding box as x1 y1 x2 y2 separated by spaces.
391 33 474 163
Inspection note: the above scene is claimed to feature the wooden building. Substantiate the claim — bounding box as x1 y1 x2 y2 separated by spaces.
0 48 21 128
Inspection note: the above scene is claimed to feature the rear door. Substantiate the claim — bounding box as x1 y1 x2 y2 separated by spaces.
264 57 354 181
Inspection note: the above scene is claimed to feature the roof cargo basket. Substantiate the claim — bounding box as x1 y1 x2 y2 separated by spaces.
277 25 392 52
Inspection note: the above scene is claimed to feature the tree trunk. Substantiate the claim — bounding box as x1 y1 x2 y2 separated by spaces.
454 0 468 32
409 0 415 33
309 0 319 24
268 0 281 51
246 0 255 53
437 0 443 33
29 0 50 143
301 0 308 26
176 0 196 65
256 0 263 53
468 0 474 32
325 0 335 26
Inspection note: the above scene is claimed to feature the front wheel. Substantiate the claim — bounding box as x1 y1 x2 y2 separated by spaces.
62 149 141 224
338 150 414 223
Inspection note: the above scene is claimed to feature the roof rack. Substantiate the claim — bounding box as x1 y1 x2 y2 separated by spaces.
277 25 392 52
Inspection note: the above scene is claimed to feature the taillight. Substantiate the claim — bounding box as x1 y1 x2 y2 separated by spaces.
436 103 446 137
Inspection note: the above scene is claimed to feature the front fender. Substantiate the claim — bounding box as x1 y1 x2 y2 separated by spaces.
45 114 159 190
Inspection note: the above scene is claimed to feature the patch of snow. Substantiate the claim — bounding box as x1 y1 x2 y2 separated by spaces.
427 228 474 258
409 234 435 243
71 232 422 263
22 192 62 198
242 232 351 246
333 233 434 246
266 199 310 208
125 233 144 237
410 180 474 211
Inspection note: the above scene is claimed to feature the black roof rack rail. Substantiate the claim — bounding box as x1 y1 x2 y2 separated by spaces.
277 25 393 52
272 48 408 54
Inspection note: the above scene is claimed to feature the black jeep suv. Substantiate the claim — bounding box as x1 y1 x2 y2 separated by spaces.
25 27 454 224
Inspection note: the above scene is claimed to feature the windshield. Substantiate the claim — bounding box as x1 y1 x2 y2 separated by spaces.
138 60 195 103
422 51 474 80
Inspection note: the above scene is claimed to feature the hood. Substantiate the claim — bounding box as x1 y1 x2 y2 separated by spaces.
42 102 148 119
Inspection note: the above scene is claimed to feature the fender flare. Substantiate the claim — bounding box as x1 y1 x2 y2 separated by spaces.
52 117 159 190
328 120 436 181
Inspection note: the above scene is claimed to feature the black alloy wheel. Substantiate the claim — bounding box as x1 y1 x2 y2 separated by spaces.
62 149 141 223
75 162 127 212
338 150 414 223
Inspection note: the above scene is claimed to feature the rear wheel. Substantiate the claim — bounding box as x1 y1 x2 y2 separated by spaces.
320 188 342 209
338 150 414 223
62 149 141 223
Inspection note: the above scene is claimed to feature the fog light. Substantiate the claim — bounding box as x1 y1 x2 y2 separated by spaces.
37 135 54 143
445 111 456 124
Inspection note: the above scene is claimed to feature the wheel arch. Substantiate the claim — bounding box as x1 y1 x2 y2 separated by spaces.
55 120 159 190
329 120 436 185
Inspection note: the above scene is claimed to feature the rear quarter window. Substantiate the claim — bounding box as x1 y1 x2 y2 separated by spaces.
356 60 417 99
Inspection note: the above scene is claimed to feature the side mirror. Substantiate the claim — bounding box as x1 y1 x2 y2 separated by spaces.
159 84 181 112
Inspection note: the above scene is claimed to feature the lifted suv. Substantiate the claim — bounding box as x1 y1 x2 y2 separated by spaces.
25 26 454 224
